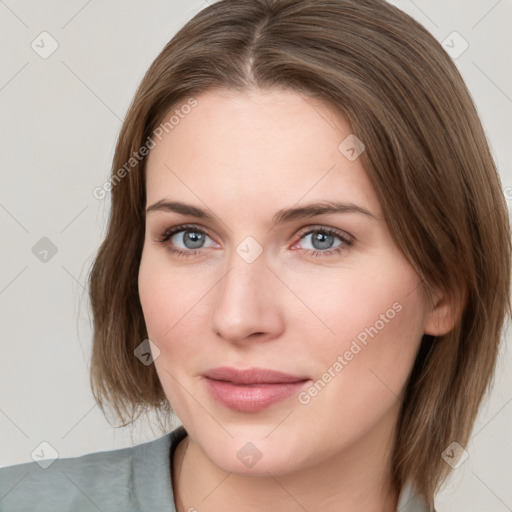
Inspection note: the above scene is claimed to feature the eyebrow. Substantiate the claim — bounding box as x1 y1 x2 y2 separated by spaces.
146 200 376 224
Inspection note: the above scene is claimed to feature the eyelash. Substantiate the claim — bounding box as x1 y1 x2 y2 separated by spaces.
154 223 353 259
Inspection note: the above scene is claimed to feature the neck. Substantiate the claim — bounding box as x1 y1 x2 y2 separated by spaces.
172 406 400 512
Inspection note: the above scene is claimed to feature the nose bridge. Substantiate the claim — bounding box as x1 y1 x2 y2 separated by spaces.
210 244 281 342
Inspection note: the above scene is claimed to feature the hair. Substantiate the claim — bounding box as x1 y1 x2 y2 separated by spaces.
88 0 511 506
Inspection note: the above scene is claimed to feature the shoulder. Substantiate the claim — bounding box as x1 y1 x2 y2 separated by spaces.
0 443 138 512
0 425 187 512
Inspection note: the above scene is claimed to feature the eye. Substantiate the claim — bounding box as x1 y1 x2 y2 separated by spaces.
155 224 353 259
155 224 217 258
292 227 353 257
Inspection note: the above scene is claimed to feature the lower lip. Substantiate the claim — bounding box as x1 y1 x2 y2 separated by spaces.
204 378 309 412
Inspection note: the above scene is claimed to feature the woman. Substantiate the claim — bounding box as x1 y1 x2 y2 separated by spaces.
1 0 510 511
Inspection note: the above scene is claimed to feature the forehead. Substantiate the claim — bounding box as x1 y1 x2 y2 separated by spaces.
144 87 380 216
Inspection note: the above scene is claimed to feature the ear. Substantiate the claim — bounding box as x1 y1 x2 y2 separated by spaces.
423 286 465 336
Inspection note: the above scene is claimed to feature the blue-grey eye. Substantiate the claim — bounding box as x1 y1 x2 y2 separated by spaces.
172 229 209 249
299 230 343 251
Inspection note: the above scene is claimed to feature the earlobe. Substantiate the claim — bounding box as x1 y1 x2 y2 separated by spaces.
423 287 464 336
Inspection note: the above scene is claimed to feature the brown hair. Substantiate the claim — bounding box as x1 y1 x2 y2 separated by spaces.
88 0 511 505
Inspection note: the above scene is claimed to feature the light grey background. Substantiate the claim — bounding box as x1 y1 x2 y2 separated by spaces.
0 1 510 510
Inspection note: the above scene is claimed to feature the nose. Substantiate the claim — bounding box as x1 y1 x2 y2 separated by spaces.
210 248 285 345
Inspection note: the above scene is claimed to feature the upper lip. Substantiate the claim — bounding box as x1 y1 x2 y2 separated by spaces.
203 366 309 384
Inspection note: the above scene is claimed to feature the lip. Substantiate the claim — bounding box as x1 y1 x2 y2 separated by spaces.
203 366 308 384
203 366 310 412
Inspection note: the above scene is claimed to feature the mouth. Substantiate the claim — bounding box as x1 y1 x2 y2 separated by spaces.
202 366 311 412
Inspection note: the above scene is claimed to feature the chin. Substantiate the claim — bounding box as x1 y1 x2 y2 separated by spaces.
195 429 311 477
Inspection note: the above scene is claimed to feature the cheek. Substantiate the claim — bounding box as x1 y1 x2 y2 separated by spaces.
138 252 206 414
289 261 425 449
138 250 205 342
291 257 425 382
138 249 220 412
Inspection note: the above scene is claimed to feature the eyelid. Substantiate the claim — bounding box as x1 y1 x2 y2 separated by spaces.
294 225 354 243
155 223 217 245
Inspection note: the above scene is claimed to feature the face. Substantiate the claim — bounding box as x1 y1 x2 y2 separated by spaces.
138 87 435 476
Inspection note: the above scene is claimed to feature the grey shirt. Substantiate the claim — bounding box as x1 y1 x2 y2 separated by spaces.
0 425 434 511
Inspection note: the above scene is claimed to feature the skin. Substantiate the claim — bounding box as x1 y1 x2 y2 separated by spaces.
138 87 454 512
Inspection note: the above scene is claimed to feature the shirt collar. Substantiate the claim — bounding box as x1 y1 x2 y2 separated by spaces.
396 481 435 511
136 426 435 512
